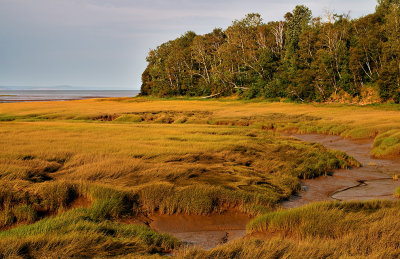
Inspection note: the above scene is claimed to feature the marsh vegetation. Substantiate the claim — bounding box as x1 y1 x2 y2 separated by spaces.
0 98 400 257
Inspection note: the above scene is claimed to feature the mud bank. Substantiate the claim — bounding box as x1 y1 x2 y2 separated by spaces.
282 134 400 208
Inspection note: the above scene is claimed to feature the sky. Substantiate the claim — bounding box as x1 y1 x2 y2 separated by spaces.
0 0 378 90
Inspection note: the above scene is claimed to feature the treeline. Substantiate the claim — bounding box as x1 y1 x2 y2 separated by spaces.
140 0 400 102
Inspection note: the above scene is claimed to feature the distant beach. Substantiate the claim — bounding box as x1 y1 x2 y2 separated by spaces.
0 90 139 103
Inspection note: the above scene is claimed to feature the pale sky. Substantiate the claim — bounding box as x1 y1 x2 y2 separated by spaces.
0 0 378 90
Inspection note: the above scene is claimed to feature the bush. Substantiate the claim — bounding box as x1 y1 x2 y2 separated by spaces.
394 92 400 104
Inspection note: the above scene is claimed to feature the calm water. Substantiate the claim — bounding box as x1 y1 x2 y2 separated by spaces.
0 90 139 103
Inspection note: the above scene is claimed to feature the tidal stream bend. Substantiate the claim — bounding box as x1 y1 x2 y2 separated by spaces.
148 134 400 249
282 134 400 208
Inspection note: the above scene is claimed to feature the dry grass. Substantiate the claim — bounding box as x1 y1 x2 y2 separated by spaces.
0 119 357 215
1 97 400 157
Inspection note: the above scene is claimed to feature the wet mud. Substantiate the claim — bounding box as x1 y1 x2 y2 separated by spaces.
282 134 400 208
149 211 252 250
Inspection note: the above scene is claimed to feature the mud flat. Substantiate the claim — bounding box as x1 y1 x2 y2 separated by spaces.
148 211 252 250
282 134 400 208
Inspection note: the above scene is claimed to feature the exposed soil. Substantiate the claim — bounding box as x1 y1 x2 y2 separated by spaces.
148 211 252 250
282 134 400 208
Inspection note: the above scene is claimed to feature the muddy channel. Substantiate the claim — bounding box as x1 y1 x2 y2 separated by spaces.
282 134 400 208
149 134 400 249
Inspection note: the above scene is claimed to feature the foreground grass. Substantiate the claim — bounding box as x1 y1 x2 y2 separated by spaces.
0 182 179 257
0 207 179 258
1 98 400 257
181 200 400 258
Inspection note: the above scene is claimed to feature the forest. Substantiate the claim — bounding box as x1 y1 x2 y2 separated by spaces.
140 0 400 102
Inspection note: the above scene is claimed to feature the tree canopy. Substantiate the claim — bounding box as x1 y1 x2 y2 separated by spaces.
140 1 400 102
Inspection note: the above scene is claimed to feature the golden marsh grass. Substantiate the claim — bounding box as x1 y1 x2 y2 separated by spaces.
1 98 400 257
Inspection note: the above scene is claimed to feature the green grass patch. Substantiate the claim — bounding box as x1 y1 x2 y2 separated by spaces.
372 130 400 158
0 208 179 258
394 187 400 198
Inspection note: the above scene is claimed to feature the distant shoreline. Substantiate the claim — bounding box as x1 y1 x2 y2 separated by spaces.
0 97 114 103
0 90 139 103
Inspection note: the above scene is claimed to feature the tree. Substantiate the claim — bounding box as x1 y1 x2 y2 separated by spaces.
283 5 313 101
140 3 400 103
378 2 400 100
350 14 382 88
